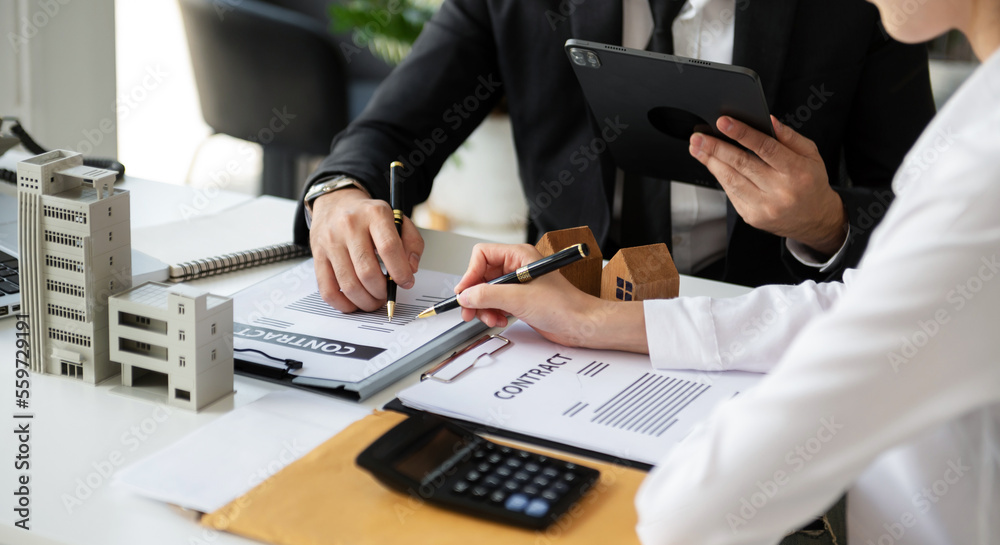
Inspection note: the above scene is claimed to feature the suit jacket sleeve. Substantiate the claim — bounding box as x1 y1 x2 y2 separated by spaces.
781 26 935 283
293 0 504 247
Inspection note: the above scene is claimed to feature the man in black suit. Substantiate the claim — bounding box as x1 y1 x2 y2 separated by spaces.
295 0 934 314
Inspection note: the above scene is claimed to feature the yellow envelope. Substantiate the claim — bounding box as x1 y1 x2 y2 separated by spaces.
202 411 645 545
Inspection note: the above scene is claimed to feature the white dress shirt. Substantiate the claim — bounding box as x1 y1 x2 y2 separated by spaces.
635 46 1000 545
621 0 848 273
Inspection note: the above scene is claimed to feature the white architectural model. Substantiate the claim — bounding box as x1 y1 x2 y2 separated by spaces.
17 150 132 383
109 282 233 411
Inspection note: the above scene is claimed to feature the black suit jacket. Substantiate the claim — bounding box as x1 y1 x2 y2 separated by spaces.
295 0 935 287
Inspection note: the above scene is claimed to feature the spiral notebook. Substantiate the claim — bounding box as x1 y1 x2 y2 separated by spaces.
132 196 309 282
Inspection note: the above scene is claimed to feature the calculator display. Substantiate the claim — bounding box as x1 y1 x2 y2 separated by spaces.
393 427 469 481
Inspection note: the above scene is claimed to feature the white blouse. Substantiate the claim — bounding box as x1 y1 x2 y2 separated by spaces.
635 47 1000 545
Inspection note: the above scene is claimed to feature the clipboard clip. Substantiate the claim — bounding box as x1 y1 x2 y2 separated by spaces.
421 335 511 383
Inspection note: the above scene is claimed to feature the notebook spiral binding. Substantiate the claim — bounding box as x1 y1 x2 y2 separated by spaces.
168 242 309 282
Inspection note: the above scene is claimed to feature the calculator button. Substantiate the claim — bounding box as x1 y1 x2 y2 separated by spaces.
473 450 486 460
503 480 520 491
513 470 531 482
525 498 551 518
524 462 541 473
541 489 560 502
522 485 540 496
504 493 530 513
532 476 551 488
483 475 502 488
483 443 495 451
562 472 578 483
541 467 560 479
499 446 511 454
536 455 549 464
477 462 492 473
487 453 503 464
472 485 490 498
552 482 570 495
495 466 513 478
505 458 523 469
452 481 470 494
564 463 577 471
489 490 508 504
516 450 531 459
465 470 482 482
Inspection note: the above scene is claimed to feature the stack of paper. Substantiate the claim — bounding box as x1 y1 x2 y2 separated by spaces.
399 322 761 465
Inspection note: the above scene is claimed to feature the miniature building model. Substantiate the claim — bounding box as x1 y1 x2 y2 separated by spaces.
535 226 603 297
109 282 234 411
600 244 679 302
17 150 132 383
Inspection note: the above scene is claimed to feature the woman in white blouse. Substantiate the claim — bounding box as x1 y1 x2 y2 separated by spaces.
452 0 1000 543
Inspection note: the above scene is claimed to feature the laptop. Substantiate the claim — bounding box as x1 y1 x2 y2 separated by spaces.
0 191 170 320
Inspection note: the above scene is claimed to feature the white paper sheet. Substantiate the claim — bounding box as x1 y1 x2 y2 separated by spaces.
399 322 762 465
113 391 369 513
232 260 470 383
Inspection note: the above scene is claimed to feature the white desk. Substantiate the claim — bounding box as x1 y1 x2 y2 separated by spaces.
0 175 751 545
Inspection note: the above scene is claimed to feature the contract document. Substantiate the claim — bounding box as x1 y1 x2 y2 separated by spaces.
232 259 487 399
399 321 762 465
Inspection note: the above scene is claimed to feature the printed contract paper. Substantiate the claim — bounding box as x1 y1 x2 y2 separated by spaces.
399 322 761 465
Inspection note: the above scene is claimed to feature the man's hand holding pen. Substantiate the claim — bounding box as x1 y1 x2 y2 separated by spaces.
309 184 424 314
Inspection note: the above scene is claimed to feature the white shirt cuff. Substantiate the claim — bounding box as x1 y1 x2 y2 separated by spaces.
643 297 723 372
785 225 851 273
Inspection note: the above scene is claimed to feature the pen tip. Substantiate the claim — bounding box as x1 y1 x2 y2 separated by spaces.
417 308 435 319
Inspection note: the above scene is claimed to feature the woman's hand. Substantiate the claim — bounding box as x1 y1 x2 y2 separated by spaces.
454 243 649 353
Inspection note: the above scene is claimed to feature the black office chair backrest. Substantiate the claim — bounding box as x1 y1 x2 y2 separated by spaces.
178 0 349 155
263 0 395 81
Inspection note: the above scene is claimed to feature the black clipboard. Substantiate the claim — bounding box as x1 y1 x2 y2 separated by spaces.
233 319 490 402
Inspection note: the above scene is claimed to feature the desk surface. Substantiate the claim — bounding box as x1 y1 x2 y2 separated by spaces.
0 170 750 545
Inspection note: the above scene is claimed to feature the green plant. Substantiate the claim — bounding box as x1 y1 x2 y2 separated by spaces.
329 0 441 65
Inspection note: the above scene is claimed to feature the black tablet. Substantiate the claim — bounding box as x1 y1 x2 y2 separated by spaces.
565 39 773 189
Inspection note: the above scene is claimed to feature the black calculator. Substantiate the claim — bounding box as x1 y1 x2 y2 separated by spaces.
357 413 600 529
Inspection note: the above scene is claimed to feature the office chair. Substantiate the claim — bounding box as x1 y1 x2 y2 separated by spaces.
178 0 391 198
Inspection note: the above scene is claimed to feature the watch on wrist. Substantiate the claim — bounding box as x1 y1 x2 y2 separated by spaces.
303 176 368 228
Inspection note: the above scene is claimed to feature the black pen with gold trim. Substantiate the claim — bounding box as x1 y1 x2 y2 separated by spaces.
416 243 590 319
386 161 404 321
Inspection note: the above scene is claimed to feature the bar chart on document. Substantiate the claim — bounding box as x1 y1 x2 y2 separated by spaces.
399 322 763 465
231 259 469 383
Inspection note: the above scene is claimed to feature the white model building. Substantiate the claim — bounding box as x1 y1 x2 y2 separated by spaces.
108 282 234 411
17 150 132 384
